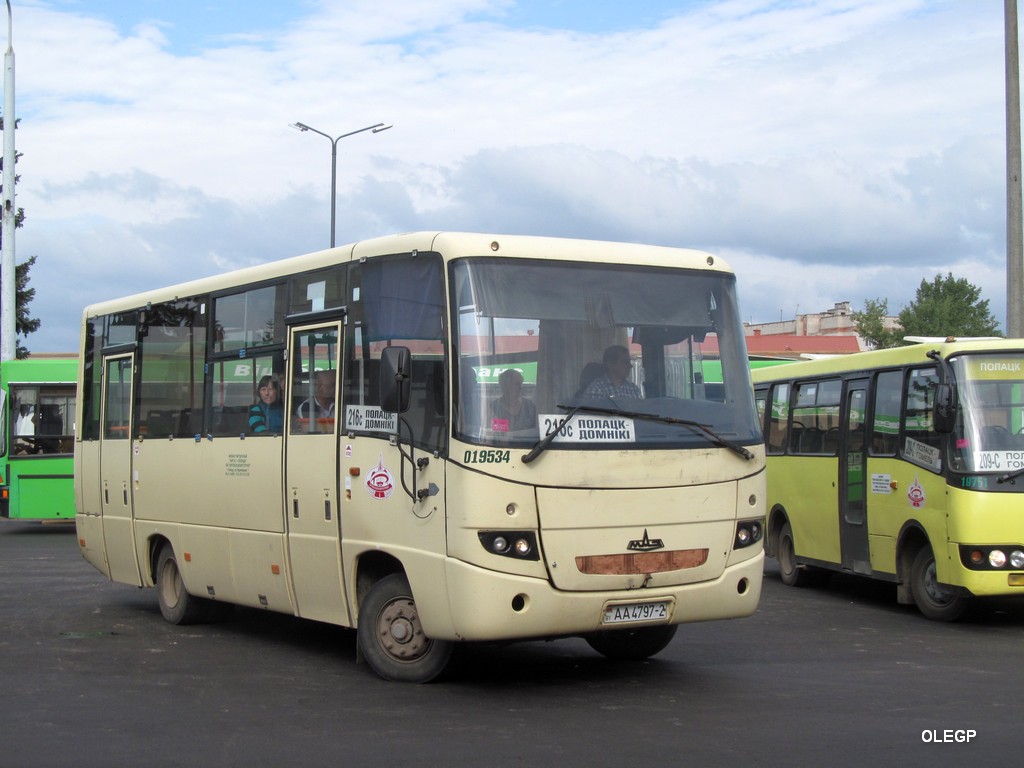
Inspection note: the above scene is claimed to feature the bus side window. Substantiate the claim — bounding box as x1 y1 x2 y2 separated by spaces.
766 383 789 455
754 387 767 431
902 366 942 471
790 379 841 455
870 370 901 456
344 254 446 453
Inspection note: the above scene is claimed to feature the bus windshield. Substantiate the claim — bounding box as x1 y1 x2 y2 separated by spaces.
452 257 760 450
951 353 1024 474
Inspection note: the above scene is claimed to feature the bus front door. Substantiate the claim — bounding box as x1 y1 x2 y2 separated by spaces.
99 355 143 585
283 323 350 626
839 379 871 575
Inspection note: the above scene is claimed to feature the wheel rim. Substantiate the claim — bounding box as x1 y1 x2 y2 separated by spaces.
376 596 430 663
922 557 954 606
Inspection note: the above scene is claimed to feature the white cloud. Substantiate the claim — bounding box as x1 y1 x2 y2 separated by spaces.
8 0 1011 350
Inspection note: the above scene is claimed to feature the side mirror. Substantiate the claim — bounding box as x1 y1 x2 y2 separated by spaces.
379 346 412 414
932 383 957 434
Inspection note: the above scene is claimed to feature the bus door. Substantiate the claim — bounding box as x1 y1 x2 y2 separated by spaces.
839 378 871 574
99 354 143 584
284 322 349 626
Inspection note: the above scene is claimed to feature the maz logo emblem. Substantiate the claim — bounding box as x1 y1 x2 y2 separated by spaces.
626 529 665 552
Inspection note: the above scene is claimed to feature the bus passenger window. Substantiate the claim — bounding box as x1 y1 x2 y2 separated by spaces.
294 370 336 428
766 383 790 455
870 370 901 456
289 324 338 435
790 379 840 455
903 367 942 471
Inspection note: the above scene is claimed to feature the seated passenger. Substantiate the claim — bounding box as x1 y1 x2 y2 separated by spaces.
248 375 284 433
584 345 642 399
296 369 336 420
490 368 537 432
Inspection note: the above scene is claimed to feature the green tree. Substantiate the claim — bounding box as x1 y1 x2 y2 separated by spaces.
0 115 38 358
15 255 40 358
898 273 1001 340
852 298 901 349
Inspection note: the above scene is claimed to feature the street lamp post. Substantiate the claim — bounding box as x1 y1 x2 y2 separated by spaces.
2 0 16 362
290 121 392 248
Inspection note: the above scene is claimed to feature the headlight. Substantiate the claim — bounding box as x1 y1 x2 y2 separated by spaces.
478 531 540 561
734 518 765 550
960 544 1024 570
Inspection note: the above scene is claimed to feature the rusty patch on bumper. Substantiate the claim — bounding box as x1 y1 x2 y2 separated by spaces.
575 549 708 575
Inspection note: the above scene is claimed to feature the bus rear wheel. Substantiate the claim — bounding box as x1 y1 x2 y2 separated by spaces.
585 624 678 661
910 547 969 622
156 544 210 625
357 573 453 683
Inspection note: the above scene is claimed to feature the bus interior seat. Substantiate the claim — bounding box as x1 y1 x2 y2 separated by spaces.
871 432 898 455
178 408 196 436
981 425 1015 450
788 424 803 453
798 427 823 454
146 410 178 438
212 405 251 436
822 427 841 454
575 362 605 397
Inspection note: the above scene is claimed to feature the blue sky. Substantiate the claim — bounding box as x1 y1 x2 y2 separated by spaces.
50 1 700 49
4 0 1011 350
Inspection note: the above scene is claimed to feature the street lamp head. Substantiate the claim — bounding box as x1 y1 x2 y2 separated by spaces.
372 124 393 134
290 122 310 132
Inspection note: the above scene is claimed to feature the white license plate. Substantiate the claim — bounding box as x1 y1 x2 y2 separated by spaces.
602 600 670 625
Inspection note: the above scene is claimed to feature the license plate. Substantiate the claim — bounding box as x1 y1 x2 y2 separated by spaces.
602 600 671 625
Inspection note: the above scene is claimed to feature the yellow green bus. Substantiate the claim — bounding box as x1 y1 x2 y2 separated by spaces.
752 338 1024 620
0 355 77 520
74 232 766 682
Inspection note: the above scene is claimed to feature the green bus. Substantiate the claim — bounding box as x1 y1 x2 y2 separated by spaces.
0 355 77 520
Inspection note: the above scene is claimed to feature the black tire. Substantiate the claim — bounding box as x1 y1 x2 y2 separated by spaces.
156 544 210 625
910 546 969 622
776 522 829 588
585 624 678 661
777 521 805 587
357 573 453 683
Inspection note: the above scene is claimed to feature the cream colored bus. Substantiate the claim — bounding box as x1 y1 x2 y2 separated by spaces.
753 338 1024 621
75 232 765 681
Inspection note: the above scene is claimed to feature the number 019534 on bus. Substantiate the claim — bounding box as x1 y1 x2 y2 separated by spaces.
602 600 671 625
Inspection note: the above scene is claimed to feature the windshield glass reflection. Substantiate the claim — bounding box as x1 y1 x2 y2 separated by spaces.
452 257 760 450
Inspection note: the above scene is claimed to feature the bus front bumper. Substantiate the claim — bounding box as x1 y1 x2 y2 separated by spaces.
436 550 764 642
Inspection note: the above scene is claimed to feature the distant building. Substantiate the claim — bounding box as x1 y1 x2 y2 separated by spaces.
745 301 900 353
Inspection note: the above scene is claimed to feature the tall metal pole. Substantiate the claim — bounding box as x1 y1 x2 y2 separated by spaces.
290 121 392 248
1 0 15 361
1007 0 1024 337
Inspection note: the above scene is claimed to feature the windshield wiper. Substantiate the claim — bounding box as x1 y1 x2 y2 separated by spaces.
522 406 583 464
521 402 755 464
997 467 1024 484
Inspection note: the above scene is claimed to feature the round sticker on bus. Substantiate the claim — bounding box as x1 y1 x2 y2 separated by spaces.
907 476 926 509
366 454 395 500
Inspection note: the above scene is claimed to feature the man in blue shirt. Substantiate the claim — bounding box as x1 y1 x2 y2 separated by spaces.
584 345 642 399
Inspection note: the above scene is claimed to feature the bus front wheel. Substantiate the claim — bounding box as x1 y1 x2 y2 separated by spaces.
585 624 678 661
357 573 453 683
909 547 969 622
776 521 829 588
156 544 209 625
778 521 805 587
